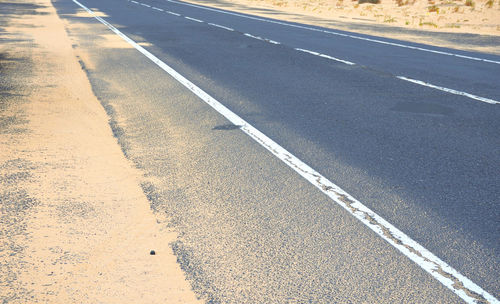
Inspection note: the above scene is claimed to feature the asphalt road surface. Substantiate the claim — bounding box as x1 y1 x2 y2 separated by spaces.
53 0 499 302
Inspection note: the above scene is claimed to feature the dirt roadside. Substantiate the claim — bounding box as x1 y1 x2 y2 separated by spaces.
183 0 500 55
0 0 201 303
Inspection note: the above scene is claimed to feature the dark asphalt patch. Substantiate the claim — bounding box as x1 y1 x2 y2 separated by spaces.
390 101 455 116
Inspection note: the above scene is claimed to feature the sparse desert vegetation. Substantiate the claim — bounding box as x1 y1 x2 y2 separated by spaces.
196 0 500 35
428 4 439 12
465 0 475 7
358 0 381 4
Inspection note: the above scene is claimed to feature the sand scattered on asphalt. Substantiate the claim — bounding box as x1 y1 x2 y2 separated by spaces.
0 0 201 303
72 9 109 18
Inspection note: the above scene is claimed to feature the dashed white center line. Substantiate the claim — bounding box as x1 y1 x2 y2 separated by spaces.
397 76 499 105
70 2 500 303
244 33 264 41
207 22 234 31
126 0 497 105
166 11 180 16
244 33 281 45
164 0 500 65
185 16 203 22
295 48 355 65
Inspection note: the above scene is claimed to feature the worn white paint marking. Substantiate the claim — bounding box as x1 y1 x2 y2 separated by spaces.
398 76 499 105
244 33 281 45
318 53 354 65
71 2 500 303
295 48 355 65
140 2 151 7
244 33 264 41
164 0 500 65
152 6 164 11
185 16 203 22
166 10 180 16
208 22 234 31
295 48 320 56
130 0 138 3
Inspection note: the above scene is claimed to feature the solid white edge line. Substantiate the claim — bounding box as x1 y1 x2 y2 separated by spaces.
207 22 234 31
71 1 500 303
164 0 500 65
397 76 499 105
185 16 203 22
295 48 355 65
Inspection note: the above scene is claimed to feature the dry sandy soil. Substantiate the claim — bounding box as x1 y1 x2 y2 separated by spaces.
0 0 201 302
219 0 500 34
185 0 500 53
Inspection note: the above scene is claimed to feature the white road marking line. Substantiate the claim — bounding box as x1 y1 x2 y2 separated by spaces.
295 48 355 65
185 16 203 22
295 48 319 56
140 3 151 7
130 0 496 105
244 33 264 41
70 2 500 303
130 2 277 45
164 0 500 65
397 76 499 105
130 0 139 3
166 11 180 16
244 33 281 45
207 22 234 31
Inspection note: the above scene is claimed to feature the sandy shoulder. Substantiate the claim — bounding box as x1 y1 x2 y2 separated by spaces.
0 0 200 303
